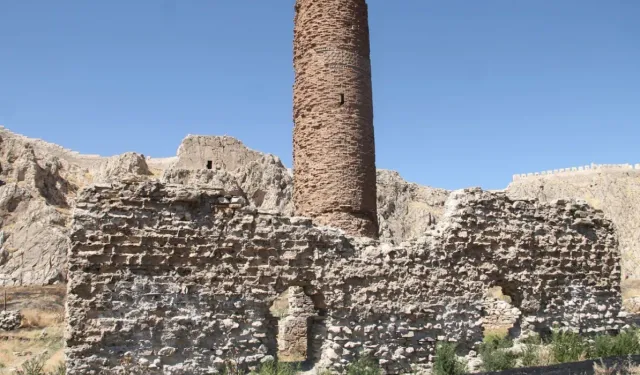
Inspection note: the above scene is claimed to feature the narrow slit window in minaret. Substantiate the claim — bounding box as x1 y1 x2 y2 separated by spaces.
206 161 213 170
339 93 345 105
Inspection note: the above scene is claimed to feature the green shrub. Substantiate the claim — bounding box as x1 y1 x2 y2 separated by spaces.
479 335 518 371
345 355 382 375
592 329 640 358
550 330 588 363
255 360 299 375
520 344 540 367
519 333 543 346
432 342 467 375
484 334 513 350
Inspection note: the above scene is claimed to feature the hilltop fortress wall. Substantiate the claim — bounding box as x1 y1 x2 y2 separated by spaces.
66 181 626 375
513 163 640 181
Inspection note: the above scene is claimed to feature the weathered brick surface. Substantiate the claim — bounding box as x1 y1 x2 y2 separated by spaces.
293 0 378 237
66 182 625 374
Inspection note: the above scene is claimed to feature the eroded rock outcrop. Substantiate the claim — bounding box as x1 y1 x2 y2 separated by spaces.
235 155 294 215
0 127 156 284
173 135 263 171
376 169 449 242
95 152 152 183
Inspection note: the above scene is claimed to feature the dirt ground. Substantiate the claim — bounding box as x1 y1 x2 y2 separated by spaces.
0 285 66 374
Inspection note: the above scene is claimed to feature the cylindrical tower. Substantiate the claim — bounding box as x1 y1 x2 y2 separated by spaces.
293 0 378 238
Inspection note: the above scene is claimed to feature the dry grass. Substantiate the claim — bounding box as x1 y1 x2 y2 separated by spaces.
594 360 640 375
531 345 556 367
0 286 65 311
483 327 510 340
20 309 64 329
0 324 64 374
0 286 66 373
622 279 640 299
43 349 65 372
622 279 640 314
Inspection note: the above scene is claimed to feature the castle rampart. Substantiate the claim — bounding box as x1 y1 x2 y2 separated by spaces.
512 163 640 181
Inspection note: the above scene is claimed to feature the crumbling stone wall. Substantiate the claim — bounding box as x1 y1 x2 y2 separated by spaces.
508 167 640 281
66 182 625 375
293 0 378 238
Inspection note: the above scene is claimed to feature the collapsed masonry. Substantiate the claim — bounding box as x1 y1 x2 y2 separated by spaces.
66 180 626 374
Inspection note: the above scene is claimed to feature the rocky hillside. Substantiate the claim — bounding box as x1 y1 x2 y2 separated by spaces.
0 127 449 285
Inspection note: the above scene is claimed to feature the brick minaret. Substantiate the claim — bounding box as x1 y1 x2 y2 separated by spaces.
293 0 378 237
292 0 378 238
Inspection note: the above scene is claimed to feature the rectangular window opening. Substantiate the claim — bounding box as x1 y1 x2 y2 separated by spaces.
206 160 213 170
339 93 345 105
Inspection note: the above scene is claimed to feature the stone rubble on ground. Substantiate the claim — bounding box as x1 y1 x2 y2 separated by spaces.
0 310 22 331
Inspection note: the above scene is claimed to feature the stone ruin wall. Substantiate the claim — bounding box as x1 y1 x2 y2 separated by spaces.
293 0 378 238
66 181 626 374
507 164 640 282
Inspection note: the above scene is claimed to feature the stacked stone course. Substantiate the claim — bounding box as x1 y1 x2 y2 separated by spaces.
66 182 626 374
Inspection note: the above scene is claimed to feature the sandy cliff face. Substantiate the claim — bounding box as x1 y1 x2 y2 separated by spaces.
376 170 450 242
0 127 447 285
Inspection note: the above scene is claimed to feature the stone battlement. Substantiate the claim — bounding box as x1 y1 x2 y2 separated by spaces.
513 163 640 181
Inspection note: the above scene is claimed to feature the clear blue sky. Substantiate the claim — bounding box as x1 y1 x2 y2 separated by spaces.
1 1 638 190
